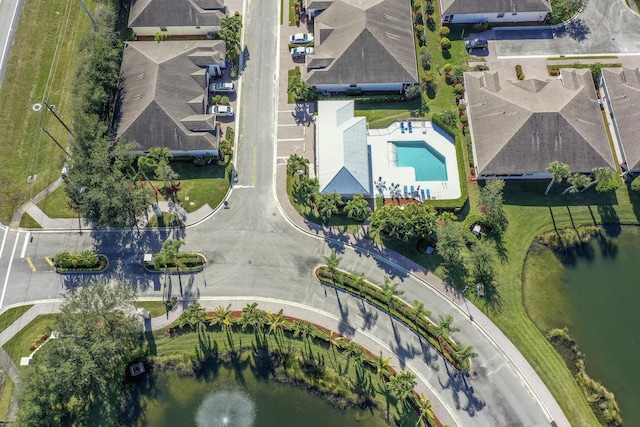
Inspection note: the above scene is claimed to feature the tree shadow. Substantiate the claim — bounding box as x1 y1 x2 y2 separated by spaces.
358 299 378 331
441 260 469 290
438 360 485 416
597 206 620 236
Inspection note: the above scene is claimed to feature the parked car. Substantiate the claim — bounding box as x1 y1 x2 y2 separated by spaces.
209 82 235 93
208 105 234 116
465 38 488 52
290 46 315 57
289 33 314 44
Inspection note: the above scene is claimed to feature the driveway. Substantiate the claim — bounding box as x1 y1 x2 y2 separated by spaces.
493 0 640 56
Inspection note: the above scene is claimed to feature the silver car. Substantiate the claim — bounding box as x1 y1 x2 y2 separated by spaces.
208 105 234 117
290 46 315 57
209 82 235 93
289 33 314 44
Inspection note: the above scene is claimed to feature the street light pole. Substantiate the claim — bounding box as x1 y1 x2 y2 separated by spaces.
43 101 74 137
78 0 96 31
42 127 70 156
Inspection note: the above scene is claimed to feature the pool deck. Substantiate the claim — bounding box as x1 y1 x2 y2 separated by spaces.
368 121 461 201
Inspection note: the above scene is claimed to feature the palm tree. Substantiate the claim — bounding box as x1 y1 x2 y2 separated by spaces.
416 392 434 426
563 173 591 194
267 309 285 349
293 320 317 356
380 276 404 311
352 273 366 296
323 250 342 283
375 350 392 381
54 251 72 268
545 161 571 195
388 370 417 404
344 194 372 221
316 192 342 221
154 238 186 271
209 304 234 331
408 300 431 325
343 340 365 372
286 153 309 176
454 345 478 371
179 302 206 329
79 250 98 268
436 314 460 353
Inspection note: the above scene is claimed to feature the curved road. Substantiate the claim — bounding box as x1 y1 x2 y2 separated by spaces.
0 0 574 426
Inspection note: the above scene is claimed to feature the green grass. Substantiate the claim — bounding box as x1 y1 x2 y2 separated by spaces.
354 100 422 129
19 213 42 229
133 301 167 318
0 0 96 223
146 213 182 228
0 372 14 420
2 314 57 367
288 0 296 26
36 185 77 218
0 305 34 334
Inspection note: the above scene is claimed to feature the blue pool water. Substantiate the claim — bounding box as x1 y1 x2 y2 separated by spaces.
393 141 447 181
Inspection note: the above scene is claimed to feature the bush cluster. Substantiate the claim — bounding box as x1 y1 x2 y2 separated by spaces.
515 64 525 80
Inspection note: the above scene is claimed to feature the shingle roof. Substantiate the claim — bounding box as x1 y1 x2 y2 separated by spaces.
317 101 371 195
306 0 418 86
114 40 226 153
440 0 550 15
465 69 614 176
129 0 225 28
602 67 640 172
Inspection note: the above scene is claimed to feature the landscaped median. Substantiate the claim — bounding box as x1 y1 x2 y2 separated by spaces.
53 251 108 274
315 265 476 372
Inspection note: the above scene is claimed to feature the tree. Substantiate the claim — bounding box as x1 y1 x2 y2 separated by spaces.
138 147 173 176
563 173 591 194
316 192 342 221
352 273 366 295
436 222 464 264
586 167 621 193
388 370 417 403
220 14 242 60
418 46 431 70
286 153 309 176
545 161 571 195
19 282 142 426
408 299 431 324
469 239 496 285
479 179 508 234
436 314 459 343
154 238 186 272
344 194 372 221
323 250 342 283
209 304 234 332
293 175 319 205
179 302 207 329
454 345 479 371
375 350 392 380
380 276 404 310
267 309 285 348
416 392 435 426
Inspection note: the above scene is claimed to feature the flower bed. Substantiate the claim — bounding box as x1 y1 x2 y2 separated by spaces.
54 255 108 274
143 253 206 274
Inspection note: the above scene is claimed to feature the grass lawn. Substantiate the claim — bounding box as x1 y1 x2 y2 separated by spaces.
36 185 77 218
134 301 168 318
0 0 96 223
19 213 42 229
0 305 34 334
2 314 57 367
151 160 231 213
354 100 422 129
0 372 14 420
146 213 182 228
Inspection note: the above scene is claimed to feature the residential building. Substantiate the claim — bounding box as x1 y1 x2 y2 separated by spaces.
439 0 550 25
129 0 226 37
465 69 615 178
305 0 418 93
113 40 227 156
600 67 640 173
316 100 371 196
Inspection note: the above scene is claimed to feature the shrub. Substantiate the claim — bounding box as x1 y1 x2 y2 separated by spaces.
425 3 434 15
443 63 453 74
220 96 230 105
631 176 640 192
453 83 464 94
211 95 222 105
472 21 489 32
458 103 467 113
346 88 363 96
413 11 424 25
515 64 525 80
415 25 426 46
440 37 451 50
439 26 450 37
420 70 435 90
154 32 167 42
412 0 422 12
473 64 489 71
459 114 468 125
418 46 431 70
426 16 436 31
404 85 422 99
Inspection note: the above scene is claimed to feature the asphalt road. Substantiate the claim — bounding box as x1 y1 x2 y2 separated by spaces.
0 0 565 425
0 0 22 89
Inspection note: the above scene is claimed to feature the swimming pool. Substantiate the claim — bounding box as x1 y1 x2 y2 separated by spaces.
392 141 448 181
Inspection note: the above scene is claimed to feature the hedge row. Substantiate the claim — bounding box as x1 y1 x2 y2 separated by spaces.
547 63 622 76
316 266 470 371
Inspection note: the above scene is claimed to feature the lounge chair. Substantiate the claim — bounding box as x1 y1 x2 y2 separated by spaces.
426 189 431 200
400 122 405 134
410 185 415 196
403 185 408 197
421 189 426 200
408 121 413 133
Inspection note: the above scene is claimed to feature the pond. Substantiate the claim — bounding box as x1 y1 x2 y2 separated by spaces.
125 364 389 427
523 226 640 425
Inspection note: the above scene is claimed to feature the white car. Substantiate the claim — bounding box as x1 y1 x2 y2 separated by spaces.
208 105 234 117
289 33 314 44
290 46 315 57
209 82 235 93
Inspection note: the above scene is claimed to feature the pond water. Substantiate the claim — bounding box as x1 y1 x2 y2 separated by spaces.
126 364 388 427
523 226 640 425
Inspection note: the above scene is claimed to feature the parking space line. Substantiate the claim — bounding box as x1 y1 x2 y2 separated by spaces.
252 146 257 185
26 257 36 272
44 257 54 266
277 124 301 127
277 138 305 142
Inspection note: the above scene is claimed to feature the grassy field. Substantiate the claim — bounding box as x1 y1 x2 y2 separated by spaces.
0 305 33 334
2 314 57 367
18 213 43 229
0 0 96 224
0 371 14 420
36 185 76 218
134 301 168 318
355 100 422 129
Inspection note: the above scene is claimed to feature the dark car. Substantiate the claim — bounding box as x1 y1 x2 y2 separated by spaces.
465 38 488 52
